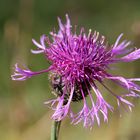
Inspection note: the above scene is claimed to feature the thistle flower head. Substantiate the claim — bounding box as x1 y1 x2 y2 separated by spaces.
11 14 140 128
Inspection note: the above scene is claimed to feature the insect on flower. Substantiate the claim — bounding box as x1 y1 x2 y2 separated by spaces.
11 14 140 128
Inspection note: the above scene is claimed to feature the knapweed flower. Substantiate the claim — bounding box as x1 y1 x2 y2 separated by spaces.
11 14 140 128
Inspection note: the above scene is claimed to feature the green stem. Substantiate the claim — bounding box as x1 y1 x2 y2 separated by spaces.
51 121 61 140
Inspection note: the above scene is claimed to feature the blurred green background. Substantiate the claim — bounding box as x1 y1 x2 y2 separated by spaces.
1 0 140 140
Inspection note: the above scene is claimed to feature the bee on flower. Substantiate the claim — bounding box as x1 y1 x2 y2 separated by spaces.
11 14 140 128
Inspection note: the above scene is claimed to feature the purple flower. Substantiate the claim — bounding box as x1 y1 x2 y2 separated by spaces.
11 14 140 128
